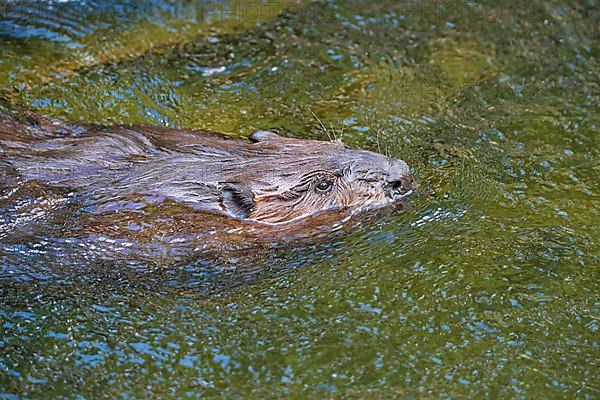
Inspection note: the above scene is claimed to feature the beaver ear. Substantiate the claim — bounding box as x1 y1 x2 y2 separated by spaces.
221 184 256 219
249 130 280 143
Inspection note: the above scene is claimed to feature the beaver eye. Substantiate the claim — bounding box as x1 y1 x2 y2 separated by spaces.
315 179 333 193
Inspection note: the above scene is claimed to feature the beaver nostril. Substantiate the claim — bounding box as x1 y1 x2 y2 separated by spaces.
389 175 413 195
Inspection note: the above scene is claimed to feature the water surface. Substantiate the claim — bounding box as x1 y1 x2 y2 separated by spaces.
1 0 599 398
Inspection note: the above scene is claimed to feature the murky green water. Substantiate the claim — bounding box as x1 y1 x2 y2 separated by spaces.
1 0 599 398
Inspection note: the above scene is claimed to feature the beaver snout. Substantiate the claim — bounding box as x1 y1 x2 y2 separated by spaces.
386 160 414 197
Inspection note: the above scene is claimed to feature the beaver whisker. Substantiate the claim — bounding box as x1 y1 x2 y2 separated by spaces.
328 121 339 142
309 108 335 141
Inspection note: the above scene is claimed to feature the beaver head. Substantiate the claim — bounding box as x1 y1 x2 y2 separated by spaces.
217 130 414 224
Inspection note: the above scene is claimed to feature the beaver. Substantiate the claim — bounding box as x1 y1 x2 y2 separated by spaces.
0 113 413 271
0 114 413 225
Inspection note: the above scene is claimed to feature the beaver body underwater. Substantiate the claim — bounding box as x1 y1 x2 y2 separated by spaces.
0 113 413 268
